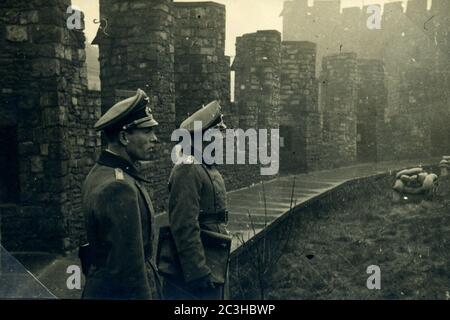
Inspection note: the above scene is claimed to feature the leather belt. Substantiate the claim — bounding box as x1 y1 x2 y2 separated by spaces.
198 210 228 224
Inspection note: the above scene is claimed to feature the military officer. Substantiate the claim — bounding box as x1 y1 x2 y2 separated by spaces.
159 101 230 300
81 89 161 300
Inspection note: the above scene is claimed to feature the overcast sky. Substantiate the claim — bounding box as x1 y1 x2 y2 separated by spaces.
72 0 430 56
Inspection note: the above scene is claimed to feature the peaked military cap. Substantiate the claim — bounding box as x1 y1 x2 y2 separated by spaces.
180 100 226 133
94 88 158 131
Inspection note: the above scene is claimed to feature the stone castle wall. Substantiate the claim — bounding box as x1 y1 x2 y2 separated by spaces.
279 41 321 172
320 53 358 168
173 1 230 126
357 59 387 162
232 30 281 131
282 0 450 159
0 0 100 252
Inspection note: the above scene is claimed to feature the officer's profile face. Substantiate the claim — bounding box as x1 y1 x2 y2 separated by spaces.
123 127 158 161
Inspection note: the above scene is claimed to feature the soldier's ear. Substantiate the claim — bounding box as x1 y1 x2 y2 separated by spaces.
118 130 129 146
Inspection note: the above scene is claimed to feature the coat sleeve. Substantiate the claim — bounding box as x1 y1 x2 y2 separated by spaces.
168 164 211 283
95 181 152 299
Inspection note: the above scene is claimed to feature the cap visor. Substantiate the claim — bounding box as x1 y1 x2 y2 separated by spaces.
135 119 159 128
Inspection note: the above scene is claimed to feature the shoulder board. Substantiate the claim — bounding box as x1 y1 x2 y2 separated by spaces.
183 155 195 164
115 168 124 180
176 154 196 165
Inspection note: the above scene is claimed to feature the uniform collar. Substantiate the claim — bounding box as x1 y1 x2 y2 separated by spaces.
192 147 217 167
97 150 150 183
174 145 215 167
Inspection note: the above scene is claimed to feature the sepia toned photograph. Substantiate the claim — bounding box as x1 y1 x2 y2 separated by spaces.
0 0 449 307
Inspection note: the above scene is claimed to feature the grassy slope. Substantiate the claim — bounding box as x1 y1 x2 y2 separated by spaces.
267 178 450 300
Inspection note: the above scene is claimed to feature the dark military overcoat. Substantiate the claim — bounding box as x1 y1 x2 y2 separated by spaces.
161 156 229 300
81 150 160 300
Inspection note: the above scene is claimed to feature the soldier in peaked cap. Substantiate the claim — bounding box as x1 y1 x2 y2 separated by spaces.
80 88 161 300
157 101 231 300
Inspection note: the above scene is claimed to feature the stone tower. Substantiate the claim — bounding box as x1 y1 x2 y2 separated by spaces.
0 0 99 252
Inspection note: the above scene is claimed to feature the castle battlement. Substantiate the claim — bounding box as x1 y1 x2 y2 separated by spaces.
281 0 445 18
